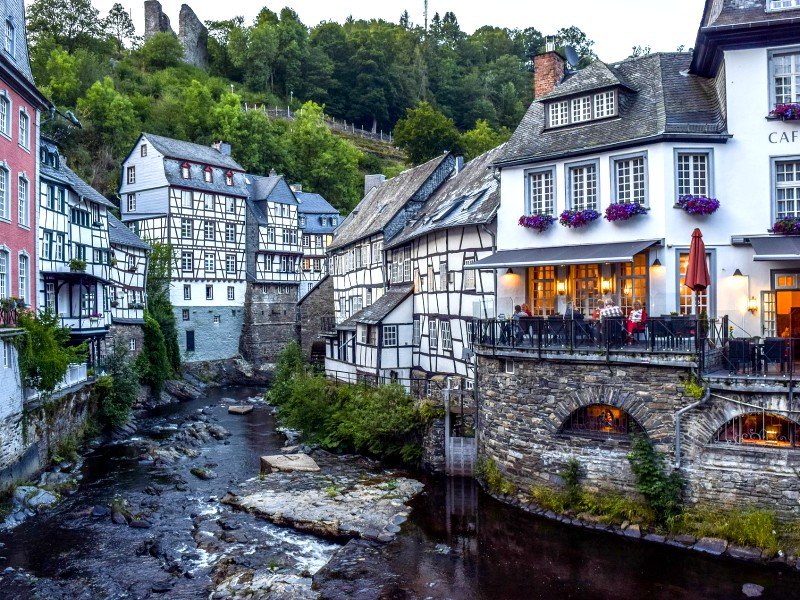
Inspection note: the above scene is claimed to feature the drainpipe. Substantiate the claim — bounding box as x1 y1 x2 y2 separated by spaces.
674 386 710 469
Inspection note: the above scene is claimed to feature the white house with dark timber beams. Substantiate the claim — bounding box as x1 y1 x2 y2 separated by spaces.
294 188 339 300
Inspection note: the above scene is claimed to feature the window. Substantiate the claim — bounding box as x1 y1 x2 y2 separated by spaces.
267 227 275 243
679 251 712 315
74 244 86 260
182 309 190 320
529 265 556 315
562 404 643 437
331 217 338 226
0 95 8 136
55 233 65 261
18 110 28 149
594 90 616 118
428 266 436 291
548 100 569 127
183 284 191 300
0 250 7 297
504 359 514 374
464 259 476 290
440 263 449 290
45 282 55 313
568 161 598 211
383 325 398 347
227 286 235 301
359 324 367 344
203 193 213 210
769 1 800 11
204 252 215 272
140 144 147 157
302 258 311 271
126 166 135 184
225 254 236 274
70 208 89 227
186 330 195 352
181 162 190 179
676 151 711 197
413 319 420 345
226 197 235 213
127 194 136 212
368 325 378 346
613 154 647 205
548 90 617 127
619 254 648 314
303 234 310 247
181 218 192 239
0 168 7 219
429 319 438 349
181 190 192 208
222 223 235 243
203 166 213 183
371 240 383 264
225 171 233 186
91 203 100 226
527 168 555 216
4 19 14 56
43 231 52 259
441 321 453 350
714 413 799 448
17 176 28 226
2 341 8 368
571 95 592 123
775 159 800 218
283 228 298 246
206 285 213 300
181 251 193 272
203 220 215 240
213 315 221 324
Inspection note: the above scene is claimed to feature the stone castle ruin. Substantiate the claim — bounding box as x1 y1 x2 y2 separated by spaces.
144 1 208 69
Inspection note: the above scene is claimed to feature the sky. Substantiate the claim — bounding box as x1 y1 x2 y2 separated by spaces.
45 0 707 63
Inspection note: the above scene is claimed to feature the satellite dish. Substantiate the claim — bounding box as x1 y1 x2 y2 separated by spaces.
564 45 580 68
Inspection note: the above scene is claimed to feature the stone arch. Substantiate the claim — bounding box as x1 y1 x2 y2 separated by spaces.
547 384 655 437
710 411 800 447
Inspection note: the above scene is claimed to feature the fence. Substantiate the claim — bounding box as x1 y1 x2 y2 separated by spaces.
243 104 394 144
25 362 88 403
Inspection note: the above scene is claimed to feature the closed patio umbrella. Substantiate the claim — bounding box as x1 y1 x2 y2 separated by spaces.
684 228 711 315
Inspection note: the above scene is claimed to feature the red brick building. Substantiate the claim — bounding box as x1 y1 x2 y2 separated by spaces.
0 0 48 308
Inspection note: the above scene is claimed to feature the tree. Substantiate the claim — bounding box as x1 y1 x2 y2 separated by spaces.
555 26 595 67
460 120 510 160
37 47 82 107
97 344 139 427
394 101 461 164
77 77 139 155
182 80 215 142
136 312 171 396
145 243 180 374
103 3 136 52
27 0 102 51
137 32 184 70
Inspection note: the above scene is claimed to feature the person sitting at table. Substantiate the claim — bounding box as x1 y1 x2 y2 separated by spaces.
626 300 647 338
600 298 624 346
564 301 582 320
599 298 623 320
521 303 533 317
592 299 604 321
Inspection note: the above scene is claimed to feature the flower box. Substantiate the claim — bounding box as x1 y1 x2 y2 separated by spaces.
768 103 800 121
773 217 800 235
676 195 720 216
559 209 600 229
604 202 648 222
518 214 555 233
68 258 87 272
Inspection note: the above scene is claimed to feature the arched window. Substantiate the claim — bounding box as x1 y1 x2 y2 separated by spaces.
225 170 233 186
181 161 190 179
714 413 798 448
561 404 643 437
203 166 213 183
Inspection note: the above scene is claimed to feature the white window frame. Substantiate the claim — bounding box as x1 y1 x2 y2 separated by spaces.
227 286 235 301
204 167 213 183
18 109 28 149
181 163 190 179
17 253 27 301
140 144 147 157
428 318 438 349
181 251 193 272
412 319 420 345
0 166 8 220
126 166 136 184
463 259 476 290
0 93 9 137
127 193 136 212
204 252 215 273
4 19 14 57
566 159 599 211
383 324 398 347
547 90 617 128
769 46 800 108
504 359 515 374
225 223 236 242
0 249 8 298
441 321 453 350
203 220 215 240
768 0 800 11
182 308 190 320
17 175 28 227
525 166 555 216
206 285 213 300
674 149 713 198
225 254 236 274
611 152 648 206
183 284 191 300
773 156 800 220
570 95 592 123
181 218 192 239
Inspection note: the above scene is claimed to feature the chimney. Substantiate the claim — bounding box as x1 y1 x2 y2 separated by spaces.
211 141 232 156
454 156 464 175
269 168 277 177
364 174 386 196
534 50 566 99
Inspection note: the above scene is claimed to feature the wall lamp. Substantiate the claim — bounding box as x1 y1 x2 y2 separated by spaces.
601 278 613 294
651 258 662 267
556 280 566 295
506 268 514 275
748 296 759 315
733 269 744 277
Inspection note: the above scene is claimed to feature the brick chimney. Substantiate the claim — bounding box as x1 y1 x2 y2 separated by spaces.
534 51 566 99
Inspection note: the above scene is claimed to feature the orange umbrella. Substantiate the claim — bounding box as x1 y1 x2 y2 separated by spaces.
684 228 711 315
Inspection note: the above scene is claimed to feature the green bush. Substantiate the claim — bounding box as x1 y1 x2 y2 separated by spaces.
579 491 655 525
96 344 140 427
562 457 582 507
135 311 170 396
627 435 684 525
475 458 516 496
673 506 780 555
530 484 568 513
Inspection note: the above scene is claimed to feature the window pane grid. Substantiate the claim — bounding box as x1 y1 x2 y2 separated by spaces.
528 170 554 215
615 157 646 205
569 164 597 211
679 252 709 315
776 160 800 218
677 153 709 197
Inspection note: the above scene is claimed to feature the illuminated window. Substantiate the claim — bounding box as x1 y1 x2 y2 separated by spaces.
562 404 643 437
714 413 798 448
619 254 648 314
678 252 711 315
528 265 556 316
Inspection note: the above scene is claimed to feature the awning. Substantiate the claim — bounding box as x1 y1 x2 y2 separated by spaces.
466 240 660 269
751 236 800 261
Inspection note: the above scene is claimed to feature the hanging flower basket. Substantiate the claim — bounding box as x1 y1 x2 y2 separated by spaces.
769 103 800 121
676 195 720 216
604 202 648 222
559 209 600 229
518 214 555 233
773 217 800 235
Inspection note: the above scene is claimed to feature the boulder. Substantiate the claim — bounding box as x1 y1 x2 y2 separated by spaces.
191 467 218 480
693 537 727 556
228 405 253 415
260 453 320 473
742 583 764 598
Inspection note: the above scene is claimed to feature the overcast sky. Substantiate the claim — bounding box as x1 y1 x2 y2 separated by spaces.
39 0 706 63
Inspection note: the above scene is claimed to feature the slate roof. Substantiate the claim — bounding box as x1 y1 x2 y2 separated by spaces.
40 139 115 208
0 0 33 83
296 192 337 214
164 160 250 197
144 133 244 170
496 53 727 168
249 175 298 205
107 213 150 250
538 61 634 102
337 285 413 329
330 154 452 251
701 0 800 28
388 145 504 248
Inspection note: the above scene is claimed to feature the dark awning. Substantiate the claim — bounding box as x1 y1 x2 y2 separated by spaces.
751 236 800 261
467 240 660 269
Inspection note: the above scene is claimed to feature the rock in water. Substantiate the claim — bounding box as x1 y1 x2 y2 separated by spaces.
260 453 320 473
191 467 218 480
742 583 764 598
228 405 253 415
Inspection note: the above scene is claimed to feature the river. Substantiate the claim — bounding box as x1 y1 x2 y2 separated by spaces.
1 386 799 599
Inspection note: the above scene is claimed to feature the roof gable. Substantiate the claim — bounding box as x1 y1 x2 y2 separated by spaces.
143 133 244 171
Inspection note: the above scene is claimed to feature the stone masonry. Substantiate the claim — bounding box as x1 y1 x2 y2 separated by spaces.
176 305 244 363
297 275 334 361
477 353 800 519
105 323 145 362
144 0 174 37
143 1 209 69
240 283 298 365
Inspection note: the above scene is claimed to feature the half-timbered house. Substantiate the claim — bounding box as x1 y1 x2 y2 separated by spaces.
294 189 339 300
119 134 248 362
106 213 149 358
239 174 302 362
38 139 113 365
325 153 456 383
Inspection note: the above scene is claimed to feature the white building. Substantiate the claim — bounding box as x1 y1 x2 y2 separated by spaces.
119 134 248 362
38 139 113 366
477 0 800 342
294 189 339 300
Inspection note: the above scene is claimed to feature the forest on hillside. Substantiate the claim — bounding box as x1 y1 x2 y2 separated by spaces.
27 0 597 212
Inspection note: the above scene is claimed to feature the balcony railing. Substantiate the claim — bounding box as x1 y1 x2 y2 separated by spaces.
320 316 337 334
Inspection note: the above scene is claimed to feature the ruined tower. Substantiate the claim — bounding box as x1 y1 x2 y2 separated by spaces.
143 1 208 70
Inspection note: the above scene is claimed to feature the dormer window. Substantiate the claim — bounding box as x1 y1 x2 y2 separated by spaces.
203 166 213 183
181 161 190 179
320 216 328 226
769 0 800 10
225 170 233 186
4 19 14 57
547 90 617 128
331 217 337 226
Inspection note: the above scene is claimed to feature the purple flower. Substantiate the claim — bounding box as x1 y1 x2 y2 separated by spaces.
604 202 648 222
677 195 720 216
769 103 800 120
559 209 600 229
518 214 556 233
773 217 800 236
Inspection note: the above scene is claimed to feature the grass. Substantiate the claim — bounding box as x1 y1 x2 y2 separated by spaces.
671 506 781 555
475 458 516 496
530 485 655 526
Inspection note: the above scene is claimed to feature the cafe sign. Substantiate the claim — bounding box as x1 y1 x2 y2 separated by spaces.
769 130 799 144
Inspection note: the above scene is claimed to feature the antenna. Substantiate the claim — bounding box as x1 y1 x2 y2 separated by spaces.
564 45 580 68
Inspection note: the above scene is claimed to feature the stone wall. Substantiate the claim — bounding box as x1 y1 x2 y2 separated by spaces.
105 323 145 361
476 353 800 518
297 275 333 361
176 305 244 363
239 282 298 365
178 4 208 69
0 331 26 478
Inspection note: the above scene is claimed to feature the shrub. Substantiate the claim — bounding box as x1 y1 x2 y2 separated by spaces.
135 311 170 397
96 344 140 427
673 506 779 555
267 340 306 406
683 376 704 399
530 484 568 513
580 491 655 525
475 458 516 496
627 435 684 525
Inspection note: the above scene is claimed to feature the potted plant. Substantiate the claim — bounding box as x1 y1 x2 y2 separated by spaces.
69 258 87 272
676 195 720 215
110 300 119 308
559 209 600 229
604 202 648 222
768 103 800 121
518 214 555 233
773 217 800 235
128 264 137 272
